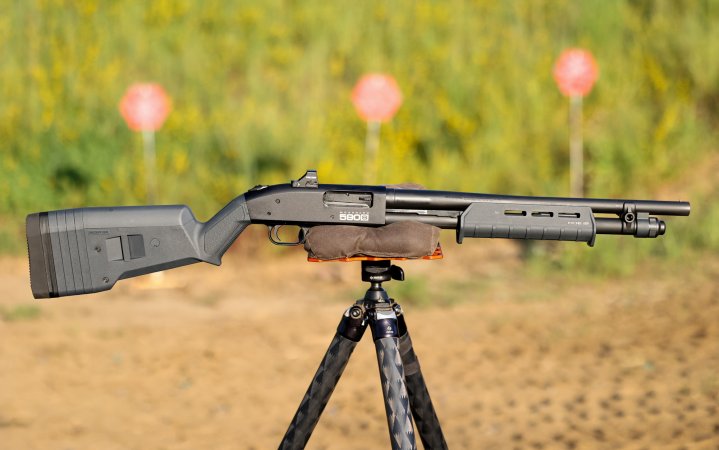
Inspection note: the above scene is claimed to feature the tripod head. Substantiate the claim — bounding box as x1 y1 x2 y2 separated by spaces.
355 260 407 307
358 261 403 304
361 260 405 284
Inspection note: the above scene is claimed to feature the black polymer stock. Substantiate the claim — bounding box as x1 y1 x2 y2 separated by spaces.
26 170 690 299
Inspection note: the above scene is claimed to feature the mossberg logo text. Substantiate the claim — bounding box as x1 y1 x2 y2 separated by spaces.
339 211 369 222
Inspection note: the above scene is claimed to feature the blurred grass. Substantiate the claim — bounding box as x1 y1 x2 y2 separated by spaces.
1 0 718 274
0 305 42 322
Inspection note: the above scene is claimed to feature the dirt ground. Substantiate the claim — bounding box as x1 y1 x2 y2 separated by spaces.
1 239 718 450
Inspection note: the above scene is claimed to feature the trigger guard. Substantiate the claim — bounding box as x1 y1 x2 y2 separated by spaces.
268 225 306 246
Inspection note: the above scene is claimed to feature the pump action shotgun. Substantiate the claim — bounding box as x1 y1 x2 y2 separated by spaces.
26 170 690 299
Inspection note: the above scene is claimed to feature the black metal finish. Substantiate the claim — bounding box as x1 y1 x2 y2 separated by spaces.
337 306 367 342
385 212 459 228
361 260 405 283
245 182 388 226
372 316 400 340
385 188 691 216
370 304 401 341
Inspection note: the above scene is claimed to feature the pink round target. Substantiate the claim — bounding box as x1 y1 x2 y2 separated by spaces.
553 49 598 97
352 74 403 122
119 83 171 131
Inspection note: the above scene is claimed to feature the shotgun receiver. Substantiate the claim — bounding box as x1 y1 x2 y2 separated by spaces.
26 170 690 299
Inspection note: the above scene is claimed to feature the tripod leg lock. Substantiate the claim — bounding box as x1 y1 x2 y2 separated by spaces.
337 306 367 342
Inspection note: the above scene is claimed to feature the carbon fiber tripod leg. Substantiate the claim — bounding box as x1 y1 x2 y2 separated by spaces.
279 307 366 450
397 312 448 450
371 307 417 450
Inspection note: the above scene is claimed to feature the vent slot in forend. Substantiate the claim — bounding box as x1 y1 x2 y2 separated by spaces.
532 211 554 218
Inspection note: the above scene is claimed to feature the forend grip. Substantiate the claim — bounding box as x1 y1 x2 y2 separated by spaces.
457 202 597 246
26 196 250 299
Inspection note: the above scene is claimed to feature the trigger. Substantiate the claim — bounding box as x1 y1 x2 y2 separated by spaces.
268 225 306 246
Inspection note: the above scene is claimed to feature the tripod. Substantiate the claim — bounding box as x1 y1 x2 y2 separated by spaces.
279 260 448 450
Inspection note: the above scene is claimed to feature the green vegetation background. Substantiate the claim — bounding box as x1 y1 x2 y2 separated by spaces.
1 0 717 273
